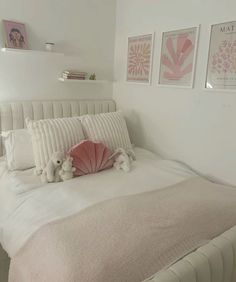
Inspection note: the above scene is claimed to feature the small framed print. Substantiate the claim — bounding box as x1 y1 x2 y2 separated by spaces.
126 33 154 84
158 26 199 88
3 20 29 49
206 21 236 90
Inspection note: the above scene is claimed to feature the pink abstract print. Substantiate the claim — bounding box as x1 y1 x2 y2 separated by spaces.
211 40 236 74
159 27 198 87
127 34 153 83
162 34 194 80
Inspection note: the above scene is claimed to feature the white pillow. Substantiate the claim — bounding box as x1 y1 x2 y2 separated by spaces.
1 129 35 170
80 111 133 152
26 116 85 172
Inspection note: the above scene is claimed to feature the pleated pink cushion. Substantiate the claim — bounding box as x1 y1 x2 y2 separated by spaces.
68 140 114 176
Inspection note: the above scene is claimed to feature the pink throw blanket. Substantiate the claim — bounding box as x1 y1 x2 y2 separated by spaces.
9 177 236 282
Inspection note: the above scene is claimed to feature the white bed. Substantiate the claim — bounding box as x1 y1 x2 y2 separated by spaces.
0 147 196 258
1 100 236 282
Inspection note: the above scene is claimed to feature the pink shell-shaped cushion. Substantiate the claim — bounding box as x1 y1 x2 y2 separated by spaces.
68 140 114 176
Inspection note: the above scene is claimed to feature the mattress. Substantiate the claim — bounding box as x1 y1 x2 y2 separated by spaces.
0 147 196 258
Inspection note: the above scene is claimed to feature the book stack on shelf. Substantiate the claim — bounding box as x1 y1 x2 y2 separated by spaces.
62 70 88 80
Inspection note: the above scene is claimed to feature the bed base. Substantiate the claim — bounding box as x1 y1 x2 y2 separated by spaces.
146 226 236 282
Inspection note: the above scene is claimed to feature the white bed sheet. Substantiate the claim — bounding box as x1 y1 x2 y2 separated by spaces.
0 148 196 258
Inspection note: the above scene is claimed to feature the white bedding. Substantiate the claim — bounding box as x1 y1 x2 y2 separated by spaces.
0 148 196 258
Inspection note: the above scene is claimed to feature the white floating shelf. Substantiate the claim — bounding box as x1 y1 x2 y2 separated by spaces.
58 78 111 84
1 48 64 56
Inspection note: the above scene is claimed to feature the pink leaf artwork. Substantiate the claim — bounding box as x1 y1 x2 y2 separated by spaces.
159 27 198 86
127 34 153 83
162 34 193 80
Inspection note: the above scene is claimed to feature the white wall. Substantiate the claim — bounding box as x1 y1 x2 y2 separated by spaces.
114 0 236 185
0 0 116 101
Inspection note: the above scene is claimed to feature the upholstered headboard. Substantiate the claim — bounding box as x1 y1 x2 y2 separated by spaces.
0 99 116 156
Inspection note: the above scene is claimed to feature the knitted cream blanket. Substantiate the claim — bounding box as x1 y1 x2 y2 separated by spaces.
9 177 236 282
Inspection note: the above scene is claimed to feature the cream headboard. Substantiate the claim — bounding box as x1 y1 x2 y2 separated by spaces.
0 99 116 156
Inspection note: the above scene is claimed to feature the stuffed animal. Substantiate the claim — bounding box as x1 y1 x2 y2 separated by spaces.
41 151 64 183
110 148 136 172
59 156 76 181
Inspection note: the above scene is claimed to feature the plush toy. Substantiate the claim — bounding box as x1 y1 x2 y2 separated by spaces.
59 156 76 181
41 151 64 183
110 148 136 173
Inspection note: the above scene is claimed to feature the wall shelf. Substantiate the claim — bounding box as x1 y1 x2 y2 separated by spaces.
1 48 64 56
58 78 112 84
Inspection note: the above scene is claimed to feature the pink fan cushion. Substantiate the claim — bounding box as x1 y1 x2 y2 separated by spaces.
68 140 114 176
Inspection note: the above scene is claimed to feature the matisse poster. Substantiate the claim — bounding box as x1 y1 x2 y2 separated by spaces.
159 27 198 87
126 34 153 84
206 21 236 90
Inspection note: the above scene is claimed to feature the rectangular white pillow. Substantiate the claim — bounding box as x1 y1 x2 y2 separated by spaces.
1 129 35 171
26 116 85 172
80 111 133 153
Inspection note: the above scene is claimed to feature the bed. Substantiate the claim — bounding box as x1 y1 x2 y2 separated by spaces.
1 100 236 282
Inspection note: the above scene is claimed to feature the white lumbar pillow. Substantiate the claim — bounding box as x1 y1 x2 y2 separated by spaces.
1 129 35 171
80 111 134 153
26 116 85 173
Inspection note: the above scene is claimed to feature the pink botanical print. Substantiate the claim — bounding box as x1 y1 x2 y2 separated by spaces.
127 34 153 82
161 33 194 80
211 40 236 74
206 21 236 89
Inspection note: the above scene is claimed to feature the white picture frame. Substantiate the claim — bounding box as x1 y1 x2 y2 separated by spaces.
126 33 154 85
3 20 29 50
158 26 199 88
205 21 236 91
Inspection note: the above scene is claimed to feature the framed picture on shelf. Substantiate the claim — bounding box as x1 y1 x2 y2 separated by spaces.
126 33 154 84
158 26 199 88
3 20 29 49
206 21 236 90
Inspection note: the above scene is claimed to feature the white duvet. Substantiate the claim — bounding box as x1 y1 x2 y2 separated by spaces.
0 148 196 258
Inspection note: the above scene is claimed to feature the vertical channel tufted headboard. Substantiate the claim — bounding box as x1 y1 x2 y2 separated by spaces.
0 99 116 156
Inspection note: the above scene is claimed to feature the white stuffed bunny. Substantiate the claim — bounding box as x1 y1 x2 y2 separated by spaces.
41 151 64 183
59 156 76 182
110 148 136 173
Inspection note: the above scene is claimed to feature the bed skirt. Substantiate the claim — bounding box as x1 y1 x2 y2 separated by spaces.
146 226 236 282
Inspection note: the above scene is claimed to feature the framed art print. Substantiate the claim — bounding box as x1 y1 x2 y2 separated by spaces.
3 20 29 49
158 26 199 88
206 21 236 90
126 33 154 84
